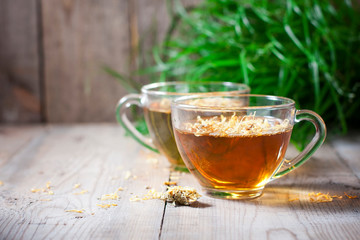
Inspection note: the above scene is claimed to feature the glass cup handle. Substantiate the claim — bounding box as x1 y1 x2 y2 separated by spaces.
116 94 159 153
272 109 327 179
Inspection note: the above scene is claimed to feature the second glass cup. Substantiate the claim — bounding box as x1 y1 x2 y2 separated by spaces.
116 82 250 170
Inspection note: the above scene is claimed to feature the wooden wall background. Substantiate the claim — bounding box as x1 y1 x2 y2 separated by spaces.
0 0 200 123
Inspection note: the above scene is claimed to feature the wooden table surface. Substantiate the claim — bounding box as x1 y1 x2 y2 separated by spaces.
0 124 359 240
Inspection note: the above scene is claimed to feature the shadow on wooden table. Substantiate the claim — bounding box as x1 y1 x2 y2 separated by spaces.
250 184 360 211
246 150 360 210
185 201 213 209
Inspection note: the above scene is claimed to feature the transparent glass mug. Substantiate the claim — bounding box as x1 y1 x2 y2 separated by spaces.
171 94 326 199
116 82 250 170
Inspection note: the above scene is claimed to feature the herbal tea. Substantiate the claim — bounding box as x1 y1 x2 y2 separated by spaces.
174 114 293 191
144 101 184 167
117 82 250 171
144 98 247 168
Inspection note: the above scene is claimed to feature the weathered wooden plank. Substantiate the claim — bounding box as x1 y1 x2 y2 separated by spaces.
133 0 202 82
134 0 171 69
0 0 41 123
0 125 170 239
41 0 130 122
160 143 360 240
0 125 47 172
331 132 360 180
1 126 359 239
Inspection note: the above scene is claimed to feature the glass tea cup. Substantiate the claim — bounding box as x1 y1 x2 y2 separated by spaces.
116 82 250 170
171 94 326 199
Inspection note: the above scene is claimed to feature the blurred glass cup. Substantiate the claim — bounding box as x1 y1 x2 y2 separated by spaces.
116 82 250 170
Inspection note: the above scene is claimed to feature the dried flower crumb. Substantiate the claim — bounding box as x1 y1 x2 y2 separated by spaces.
164 181 177 186
129 196 142 202
97 203 118 208
47 191 54 195
31 188 43 193
142 189 162 200
0 181 3 186
73 183 81 189
345 193 358 199
73 190 89 195
101 193 118 201
308 192 333 203
332 195 343 199
289 197 299 202
65 209 84 213
31 181 54 194
124 171 132 180
100 188 123 201
40 199 52 201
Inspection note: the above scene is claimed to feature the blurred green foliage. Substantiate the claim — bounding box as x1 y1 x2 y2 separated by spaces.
144 0 360 149
109 0 360 150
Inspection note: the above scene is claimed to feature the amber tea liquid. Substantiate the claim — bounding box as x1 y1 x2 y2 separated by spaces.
174 116 292 193
144 102 184 167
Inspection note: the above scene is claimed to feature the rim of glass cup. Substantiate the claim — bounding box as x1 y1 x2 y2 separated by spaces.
172 94 296 111
141 81 250 96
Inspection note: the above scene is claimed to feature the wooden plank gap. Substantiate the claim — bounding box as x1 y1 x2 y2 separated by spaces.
128 0 139 73
0 0 41 123
36 0 46 123
158 169 173 240
158 200 168 240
